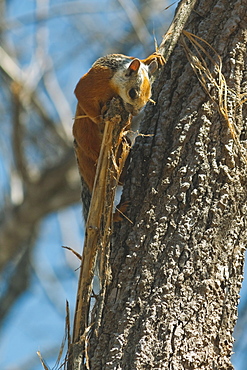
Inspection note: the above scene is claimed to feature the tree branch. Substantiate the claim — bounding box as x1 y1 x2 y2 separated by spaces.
0 45 71 146
0 150 80 271
159 0 198 60
68 98 130 370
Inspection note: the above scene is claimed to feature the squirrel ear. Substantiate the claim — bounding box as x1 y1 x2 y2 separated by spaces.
148 59 158 75
126 59 141 76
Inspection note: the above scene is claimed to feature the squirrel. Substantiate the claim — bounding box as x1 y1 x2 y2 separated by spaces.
73 52 165 220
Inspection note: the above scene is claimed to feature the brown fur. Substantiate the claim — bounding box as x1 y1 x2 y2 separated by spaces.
73 53 164 193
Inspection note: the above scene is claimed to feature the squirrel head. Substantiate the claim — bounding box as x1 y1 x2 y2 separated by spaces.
111 58 158 116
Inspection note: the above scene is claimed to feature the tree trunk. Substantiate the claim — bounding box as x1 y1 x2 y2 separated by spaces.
87 0 247 368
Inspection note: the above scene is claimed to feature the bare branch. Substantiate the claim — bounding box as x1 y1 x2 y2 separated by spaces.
117 0 151 45
0 150 80 271
69 98 130 369
11 84 32 183
0 243 32 323
0 45 71 146
43 66 73 141
159 0 198 60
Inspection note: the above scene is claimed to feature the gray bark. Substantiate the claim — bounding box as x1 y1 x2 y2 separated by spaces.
88 0 247 368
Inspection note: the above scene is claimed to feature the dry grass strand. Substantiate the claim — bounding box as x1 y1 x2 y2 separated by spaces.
182 30 246 161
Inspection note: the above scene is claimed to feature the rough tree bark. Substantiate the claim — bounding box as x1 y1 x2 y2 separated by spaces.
84 0 247 369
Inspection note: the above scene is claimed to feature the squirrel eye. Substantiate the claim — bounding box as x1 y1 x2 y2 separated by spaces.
129 88 138 99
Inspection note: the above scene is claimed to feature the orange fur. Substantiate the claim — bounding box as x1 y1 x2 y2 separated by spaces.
73 66 117 191
73 53 164 194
